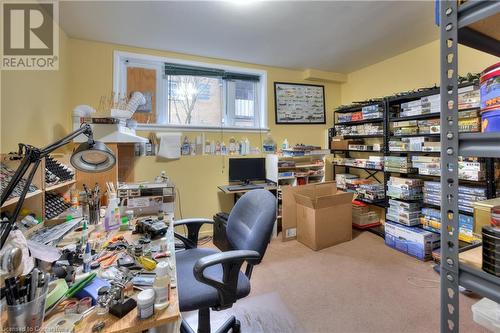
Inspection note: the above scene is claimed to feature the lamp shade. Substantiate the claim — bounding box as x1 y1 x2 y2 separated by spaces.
70 141 116 172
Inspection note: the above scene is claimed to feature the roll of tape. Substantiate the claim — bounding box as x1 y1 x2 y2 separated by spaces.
45 313 83 333
45 279 69 310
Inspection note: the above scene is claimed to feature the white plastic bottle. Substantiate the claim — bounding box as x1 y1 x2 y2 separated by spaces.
104 193 120 231
153 261 171 310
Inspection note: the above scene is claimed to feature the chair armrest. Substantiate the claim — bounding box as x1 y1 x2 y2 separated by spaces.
193 250 260 310
174 218 214 249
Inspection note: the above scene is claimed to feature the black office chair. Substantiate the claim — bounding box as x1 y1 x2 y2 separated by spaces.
174 189 277 333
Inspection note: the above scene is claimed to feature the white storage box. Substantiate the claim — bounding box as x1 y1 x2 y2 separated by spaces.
472 298 500 333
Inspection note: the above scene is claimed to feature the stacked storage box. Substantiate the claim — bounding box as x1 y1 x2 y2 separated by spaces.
357 183 385 202
420 94 440 114
335 173 358 190
393 120 418 136
362 104 384 119
384 156 417 173
386 199 421 226
411 156 441 176
333 156 384 170
347 143 382 151
417 118 441 134
386 177 423 201
410 156 485 181
389 137 440 152
423 181 487 213
336 104 383 123
352 203 380 228
335 123 384 136
384 222 440 261
420 207 480 243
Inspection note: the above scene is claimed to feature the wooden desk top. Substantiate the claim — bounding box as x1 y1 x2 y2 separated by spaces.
75 289 179 333
217 183 277 194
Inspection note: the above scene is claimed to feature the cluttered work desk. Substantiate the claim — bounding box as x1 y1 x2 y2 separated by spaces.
2 214 180 333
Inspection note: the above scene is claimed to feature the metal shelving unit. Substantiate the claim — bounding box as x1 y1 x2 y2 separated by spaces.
331 100 389 210
439 1 500 332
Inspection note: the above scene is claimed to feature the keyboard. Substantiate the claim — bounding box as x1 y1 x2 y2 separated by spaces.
227 184 265 191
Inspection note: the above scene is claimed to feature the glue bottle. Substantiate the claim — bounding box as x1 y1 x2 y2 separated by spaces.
153 261 171 310
104 193 120 231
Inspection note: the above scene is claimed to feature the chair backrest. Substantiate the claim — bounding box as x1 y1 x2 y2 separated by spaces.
226 189 276 264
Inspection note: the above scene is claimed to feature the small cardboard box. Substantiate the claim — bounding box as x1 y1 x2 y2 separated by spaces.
294 183 353 251
281 181 336 241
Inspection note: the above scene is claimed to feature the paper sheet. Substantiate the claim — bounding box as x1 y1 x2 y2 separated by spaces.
157 132 181 159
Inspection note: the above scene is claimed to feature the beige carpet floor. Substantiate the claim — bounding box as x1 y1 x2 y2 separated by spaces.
241 230 489 333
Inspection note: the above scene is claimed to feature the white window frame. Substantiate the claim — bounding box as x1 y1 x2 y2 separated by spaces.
113 50 268 133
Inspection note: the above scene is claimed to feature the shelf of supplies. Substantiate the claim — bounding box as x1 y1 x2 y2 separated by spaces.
459 132 500 158
332 149 384 154
334 164 383 172
279 164 324 169
389 113 440 122
387 87 440 104
391 133 440 138
384 169 418 175
341 134 384 139
1 190 43 208
334 118 384 126
422 202 474 217
459 263 500 304
334 102 383 114
45 179 76 192
355 198 387 208
409 173 486 184
387 151 441 155
278 176 296 180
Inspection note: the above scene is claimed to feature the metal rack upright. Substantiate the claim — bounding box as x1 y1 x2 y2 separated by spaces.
438 1 500 332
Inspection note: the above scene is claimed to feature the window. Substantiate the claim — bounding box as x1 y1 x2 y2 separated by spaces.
114 51 267 131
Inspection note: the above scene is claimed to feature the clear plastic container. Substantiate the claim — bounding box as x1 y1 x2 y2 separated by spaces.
6 290 47 332
472 297 500 333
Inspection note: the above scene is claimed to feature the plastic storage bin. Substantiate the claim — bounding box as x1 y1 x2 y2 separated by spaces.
472 298 500 333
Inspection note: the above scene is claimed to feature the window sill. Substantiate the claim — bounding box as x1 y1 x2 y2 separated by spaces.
136 124 270 133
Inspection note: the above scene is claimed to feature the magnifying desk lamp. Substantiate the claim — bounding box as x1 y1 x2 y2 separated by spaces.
0 123 116 250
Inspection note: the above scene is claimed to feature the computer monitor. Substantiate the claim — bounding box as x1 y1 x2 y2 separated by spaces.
229 158 266 184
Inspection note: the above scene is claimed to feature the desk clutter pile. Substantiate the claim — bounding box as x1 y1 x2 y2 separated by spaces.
1 179 178 333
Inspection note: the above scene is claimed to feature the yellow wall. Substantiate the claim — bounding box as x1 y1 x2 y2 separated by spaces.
1 31 71 152
341 40 499 104
67 39 340 219
3 34 498 221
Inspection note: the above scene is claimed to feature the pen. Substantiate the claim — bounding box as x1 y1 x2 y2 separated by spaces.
25 273 32 302
30 268 38 301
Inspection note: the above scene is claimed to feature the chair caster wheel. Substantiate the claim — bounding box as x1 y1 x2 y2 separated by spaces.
232 320 241 333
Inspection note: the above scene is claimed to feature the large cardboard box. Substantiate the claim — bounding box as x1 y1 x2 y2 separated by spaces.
294 183 353 250
281 181 336 241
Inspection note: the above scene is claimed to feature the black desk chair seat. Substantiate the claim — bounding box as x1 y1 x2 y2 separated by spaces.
174 189 276 333
176 248 251 312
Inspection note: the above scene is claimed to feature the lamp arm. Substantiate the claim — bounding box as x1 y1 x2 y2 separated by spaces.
40 124 93 157
0 153 33 206
0 158 42 249
0 124 94 250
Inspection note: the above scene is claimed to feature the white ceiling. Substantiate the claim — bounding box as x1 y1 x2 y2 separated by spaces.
60 1 438 73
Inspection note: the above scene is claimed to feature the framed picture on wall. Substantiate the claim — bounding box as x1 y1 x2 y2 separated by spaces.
274 82 326 124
